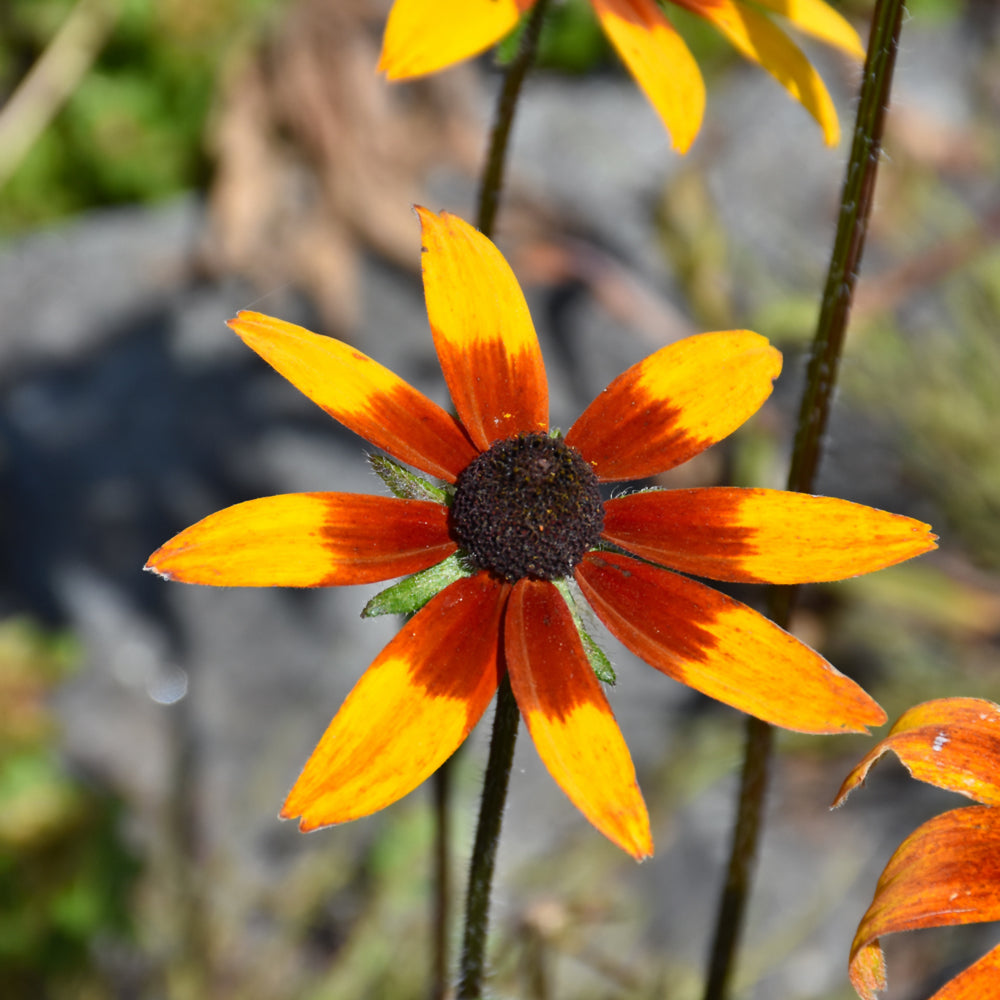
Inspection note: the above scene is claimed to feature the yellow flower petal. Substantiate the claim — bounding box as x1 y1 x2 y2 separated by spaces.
145 493 455 587
678 0 841 144
282 574 507 828
750 0 865 59
228 311 477 482
834 698 1000 809
591 0 705 152
418 207 548 449
506 579 652 859
576 552 885 733
566 330 781 482
602 488 937 584
379 0 528 80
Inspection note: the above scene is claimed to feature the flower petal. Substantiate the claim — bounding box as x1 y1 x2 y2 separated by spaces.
145 493 455 587
834 698 1000 809
677 0 841 145
228 311 477 483
849 806 1000 1000
418 207 549 449
602 488 938 584
282 573 507 828
917 946 1000 1000
750 0 865 58
591 0 705 153
378 0 526 81
505 579 652 859
565 331 780 482
575 552 884 733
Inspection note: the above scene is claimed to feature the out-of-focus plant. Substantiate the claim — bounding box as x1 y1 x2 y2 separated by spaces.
0 0 278 233
0 618 140 998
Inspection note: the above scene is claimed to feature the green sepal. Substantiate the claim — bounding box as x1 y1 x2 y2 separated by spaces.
579 625 616 685
368 453 450 503
362 554 474 618
553 579 616 686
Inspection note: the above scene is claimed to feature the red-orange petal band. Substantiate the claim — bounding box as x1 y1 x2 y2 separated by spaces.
145 493 456 587
505 579 652 859
228 311 477 482
282 573 508 828
575 552 884 733
602 488 938 584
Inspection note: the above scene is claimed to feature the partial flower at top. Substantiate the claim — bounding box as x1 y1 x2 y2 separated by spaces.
378 0 865 151
835 699 1000 1000
146 208 935 859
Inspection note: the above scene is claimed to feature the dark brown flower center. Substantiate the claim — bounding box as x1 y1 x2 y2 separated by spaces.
450 433 604 581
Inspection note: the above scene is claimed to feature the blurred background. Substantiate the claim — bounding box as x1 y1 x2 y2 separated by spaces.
1 1 999 997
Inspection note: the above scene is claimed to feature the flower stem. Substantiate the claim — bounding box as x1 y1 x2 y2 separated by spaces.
450 10 549 998
476 0 550 238
457 676 521 999
430 756 454 1000
701 3 908 999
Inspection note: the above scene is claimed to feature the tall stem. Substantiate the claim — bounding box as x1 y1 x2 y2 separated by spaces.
450 8 550 999
457 677 521 999
476 0 550 238
430 759 453 1000
701 3 908 998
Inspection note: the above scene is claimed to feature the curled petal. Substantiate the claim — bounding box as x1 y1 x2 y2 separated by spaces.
506 579 652 859
145 493 455 587
282 573 507 828
229 311 477 482
378 0 526 80
834 698 1000 808
575 552 884 733
849 806 1000 1000
566 331 781 482
591 0 705 153
602 488 937 584
677 0 841 145
750 0 865 58
418 207 548 449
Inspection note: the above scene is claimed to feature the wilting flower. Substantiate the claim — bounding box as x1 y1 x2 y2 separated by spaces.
147 208 935 858
835 698 1000 1000
378 0 865 151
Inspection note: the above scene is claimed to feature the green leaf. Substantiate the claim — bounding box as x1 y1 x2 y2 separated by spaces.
553 579 616 685
368 454 449 503
362 554 474 618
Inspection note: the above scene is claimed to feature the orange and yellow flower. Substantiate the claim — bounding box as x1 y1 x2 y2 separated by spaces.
378 0 865 151
146 208 935 858
835 699 1000 1000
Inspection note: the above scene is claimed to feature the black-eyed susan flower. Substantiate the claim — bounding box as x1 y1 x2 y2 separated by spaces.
146 208 935 859
378 0 865 151
835 698 1000 1000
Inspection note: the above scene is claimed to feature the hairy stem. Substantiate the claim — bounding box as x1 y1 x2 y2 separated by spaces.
476 0 550 238
430 757 454 1000
457 677 521 999
449 9 551 997
702 3 908 999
